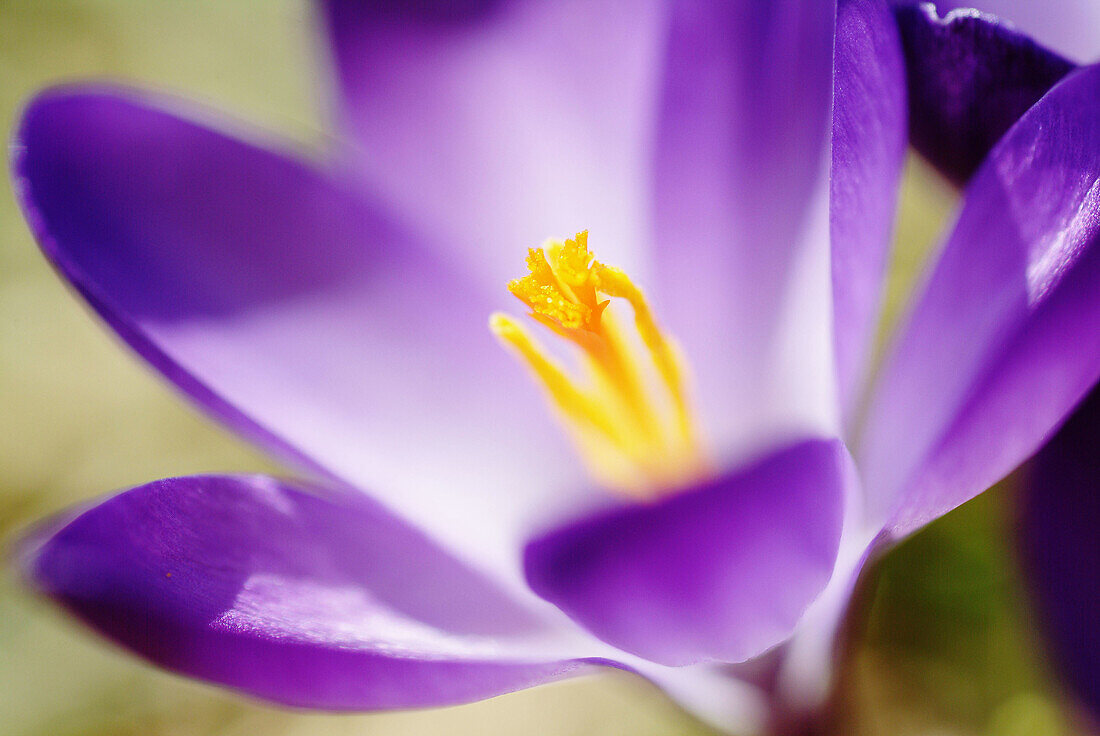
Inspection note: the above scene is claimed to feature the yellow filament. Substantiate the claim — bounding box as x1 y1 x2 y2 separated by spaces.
492 231 708 498
596 266 700 456
489 312 621 443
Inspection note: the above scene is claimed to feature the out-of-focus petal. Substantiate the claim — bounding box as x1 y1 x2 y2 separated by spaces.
934 0 1100 64
320 0 666 284
12 87 587 590
650 0 838 455
524 439 852 666
21 475 602 709
895 3 1074 185
858 63 1100 538
1021 385 1100 723
831 0 908 424
773 527 880 710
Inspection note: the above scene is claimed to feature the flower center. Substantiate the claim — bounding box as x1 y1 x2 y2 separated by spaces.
490 231 709 499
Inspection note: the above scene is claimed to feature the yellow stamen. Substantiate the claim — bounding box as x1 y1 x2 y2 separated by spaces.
596 265 700 457
491 231 708 499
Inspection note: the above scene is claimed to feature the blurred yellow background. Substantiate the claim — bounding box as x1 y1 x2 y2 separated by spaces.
0 2 1088 735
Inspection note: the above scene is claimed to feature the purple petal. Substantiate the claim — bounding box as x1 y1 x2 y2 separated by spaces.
895 3 1074 185
323 0 841 453
858 63 1100 538
650 0 839 452
12 87 586 586
321 0 666 282
1021 385 1100 722
524 439 852 666
21 475 602 709
934 0 1100 64
831 0 908 424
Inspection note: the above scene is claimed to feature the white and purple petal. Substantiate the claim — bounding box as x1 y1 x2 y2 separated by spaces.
650 0 839 455
321 0 666 284
324 0 843 460
20 475 604 709
11 87 587 593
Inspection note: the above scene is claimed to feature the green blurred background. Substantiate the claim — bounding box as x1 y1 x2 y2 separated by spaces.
0 2 1091 734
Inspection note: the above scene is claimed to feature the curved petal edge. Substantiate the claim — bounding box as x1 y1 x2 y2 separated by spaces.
524 439 852 667
894 2 1074 185
20 474 603 710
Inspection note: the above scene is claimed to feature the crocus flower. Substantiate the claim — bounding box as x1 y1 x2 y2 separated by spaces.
12 1 1100 733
